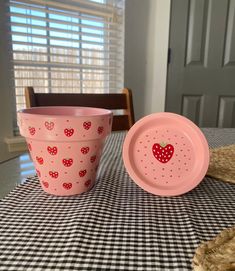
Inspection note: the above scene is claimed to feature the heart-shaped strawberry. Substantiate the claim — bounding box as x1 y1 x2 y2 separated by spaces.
28 126 36 135
45 121 54 130
152 142 174 163
97 126 104 134
83 121 91 130
64 128 74 137
84 179 91 187
79 169 87 177
36 156 44 165
63 182 72 190
42 181 49 188
47 146 58 155
27 143 32 151
49 171 59 178
90 155 96 163
36 169 41 177
62 158 73 167
81 147 89 154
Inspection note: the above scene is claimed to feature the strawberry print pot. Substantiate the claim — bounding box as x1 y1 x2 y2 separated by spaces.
122 112 209 196
18 106 112 196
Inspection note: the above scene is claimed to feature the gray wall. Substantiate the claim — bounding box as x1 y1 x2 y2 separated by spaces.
124 0 170 121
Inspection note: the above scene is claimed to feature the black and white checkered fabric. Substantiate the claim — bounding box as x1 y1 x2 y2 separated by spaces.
0 129 235 271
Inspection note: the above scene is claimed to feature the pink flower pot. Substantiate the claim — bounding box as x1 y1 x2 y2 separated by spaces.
18 106 112 196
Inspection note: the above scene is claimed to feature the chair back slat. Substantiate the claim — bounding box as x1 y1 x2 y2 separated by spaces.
112 115 130 131
34 93 128 110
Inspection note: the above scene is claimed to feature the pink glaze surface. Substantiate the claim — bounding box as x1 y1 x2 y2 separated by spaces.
122 112 209 196
18 106 112 196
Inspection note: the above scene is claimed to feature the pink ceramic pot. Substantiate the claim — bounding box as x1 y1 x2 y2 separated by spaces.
18 106 112 196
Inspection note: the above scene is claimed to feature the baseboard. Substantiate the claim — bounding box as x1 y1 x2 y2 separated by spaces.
4 136 27 152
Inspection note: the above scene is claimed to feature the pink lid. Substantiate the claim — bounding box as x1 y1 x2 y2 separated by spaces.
122 112 210 196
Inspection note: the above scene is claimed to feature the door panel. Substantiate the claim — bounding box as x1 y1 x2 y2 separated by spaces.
186 0 208 66
224 0 235 66
218 97 235 127
166 0 235 127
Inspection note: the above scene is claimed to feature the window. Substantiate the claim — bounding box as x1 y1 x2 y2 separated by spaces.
7 0 124 115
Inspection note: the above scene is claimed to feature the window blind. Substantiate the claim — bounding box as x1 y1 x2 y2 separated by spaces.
7 0 124 112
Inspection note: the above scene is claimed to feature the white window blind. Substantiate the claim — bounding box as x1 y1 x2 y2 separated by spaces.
7 0 124 112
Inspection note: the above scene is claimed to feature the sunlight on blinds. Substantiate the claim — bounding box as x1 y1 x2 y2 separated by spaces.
7 0 124 111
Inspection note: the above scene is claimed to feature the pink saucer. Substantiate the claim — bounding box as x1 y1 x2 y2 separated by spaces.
122 112 210 196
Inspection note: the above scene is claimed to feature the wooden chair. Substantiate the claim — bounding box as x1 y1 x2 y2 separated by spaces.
25 87 135 131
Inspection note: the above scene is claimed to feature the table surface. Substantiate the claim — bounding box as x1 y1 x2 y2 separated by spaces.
0 128 235 271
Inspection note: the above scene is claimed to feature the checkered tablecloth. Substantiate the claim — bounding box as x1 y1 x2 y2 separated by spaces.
0 129 235 271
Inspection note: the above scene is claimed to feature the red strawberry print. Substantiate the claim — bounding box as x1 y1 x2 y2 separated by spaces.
42 181 49 188
81 147 90 154
27 143 32 151
152 142 174 163
63 182 72 190
44 121 54 130
83 121 91 130
47 146 58 155
90 155 96 163
36 156 44 165
79 169 87 177
64 128 74 137
84 179 91 187
62 158 73 167
36 169 41 177
97 126 104 134
28 126 36 135
49 171 59 178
